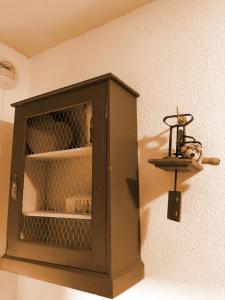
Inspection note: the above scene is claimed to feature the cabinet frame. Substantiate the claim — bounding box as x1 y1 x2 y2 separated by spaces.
7 83 107 272
1 74 144 298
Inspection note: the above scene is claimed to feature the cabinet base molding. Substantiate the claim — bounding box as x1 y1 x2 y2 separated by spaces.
0 255 144 298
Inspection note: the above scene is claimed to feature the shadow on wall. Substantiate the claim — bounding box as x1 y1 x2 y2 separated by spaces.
0 121 13 255
0 121 19 300
138 130 201 244
16 276 72 300
0 270 18 300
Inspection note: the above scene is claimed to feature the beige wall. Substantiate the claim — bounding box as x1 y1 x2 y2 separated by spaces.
0 42 29 300
1 0 225 299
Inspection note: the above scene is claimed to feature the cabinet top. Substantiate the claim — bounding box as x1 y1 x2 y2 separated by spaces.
11 73 139 107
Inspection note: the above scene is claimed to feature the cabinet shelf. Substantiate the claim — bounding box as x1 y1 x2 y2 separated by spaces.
26 146 92 160
148 157 203 172
23 211 92 220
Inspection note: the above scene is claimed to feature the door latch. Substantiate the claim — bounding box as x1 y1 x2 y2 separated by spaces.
11 174 18 201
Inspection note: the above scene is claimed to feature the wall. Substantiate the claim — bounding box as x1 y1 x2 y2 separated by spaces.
0 43 29 300
2 0 225 299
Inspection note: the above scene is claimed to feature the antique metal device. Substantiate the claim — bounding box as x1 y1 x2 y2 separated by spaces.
163 109 201 222
149 108 220 222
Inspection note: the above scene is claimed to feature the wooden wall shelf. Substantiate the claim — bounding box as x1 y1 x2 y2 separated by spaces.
148 157 203 172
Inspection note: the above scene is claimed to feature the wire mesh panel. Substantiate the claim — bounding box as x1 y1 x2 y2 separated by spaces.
21 217 92 250
26 103 93 154
20 102 93 250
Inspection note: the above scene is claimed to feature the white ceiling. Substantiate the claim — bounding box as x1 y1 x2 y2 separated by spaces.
0 0 153 57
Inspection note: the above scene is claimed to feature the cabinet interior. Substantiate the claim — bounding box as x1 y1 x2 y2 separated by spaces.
20 102 93 250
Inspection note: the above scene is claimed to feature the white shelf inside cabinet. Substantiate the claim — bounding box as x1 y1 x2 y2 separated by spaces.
23 211 92 220
26 146 92 160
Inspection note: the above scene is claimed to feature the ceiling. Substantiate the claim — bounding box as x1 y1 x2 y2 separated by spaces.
0 0 153 57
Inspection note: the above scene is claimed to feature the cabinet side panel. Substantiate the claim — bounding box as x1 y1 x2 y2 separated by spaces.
108 81 141 276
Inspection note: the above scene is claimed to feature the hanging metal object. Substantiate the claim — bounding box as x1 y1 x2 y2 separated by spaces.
149 107 220 222
168 170 181 222
163 108 197 221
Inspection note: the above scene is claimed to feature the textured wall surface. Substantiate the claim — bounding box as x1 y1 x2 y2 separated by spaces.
0 43 29 300
1 0 225 299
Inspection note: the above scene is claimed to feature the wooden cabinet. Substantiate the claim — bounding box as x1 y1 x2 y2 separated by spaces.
0 74 144 298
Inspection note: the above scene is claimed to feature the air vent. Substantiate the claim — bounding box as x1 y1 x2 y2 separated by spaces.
0 60 16 90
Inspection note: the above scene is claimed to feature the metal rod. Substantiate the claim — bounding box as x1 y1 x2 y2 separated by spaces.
176 126 179 156
183 125 186 144
174 170 178 192
169 127 173 156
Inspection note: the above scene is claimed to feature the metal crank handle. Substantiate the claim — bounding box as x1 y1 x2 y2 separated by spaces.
201 157 220 166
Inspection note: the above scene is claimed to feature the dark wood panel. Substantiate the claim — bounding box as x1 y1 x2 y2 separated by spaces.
0 255 144 298
11 73 139 107
149 158 203 171
107 80 143 276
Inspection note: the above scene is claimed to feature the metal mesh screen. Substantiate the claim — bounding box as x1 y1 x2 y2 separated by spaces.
21 217 92 250
20 102 93 250
26 103 93 154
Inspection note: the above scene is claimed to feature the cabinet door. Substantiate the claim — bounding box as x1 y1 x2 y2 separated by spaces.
7 83 107 273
